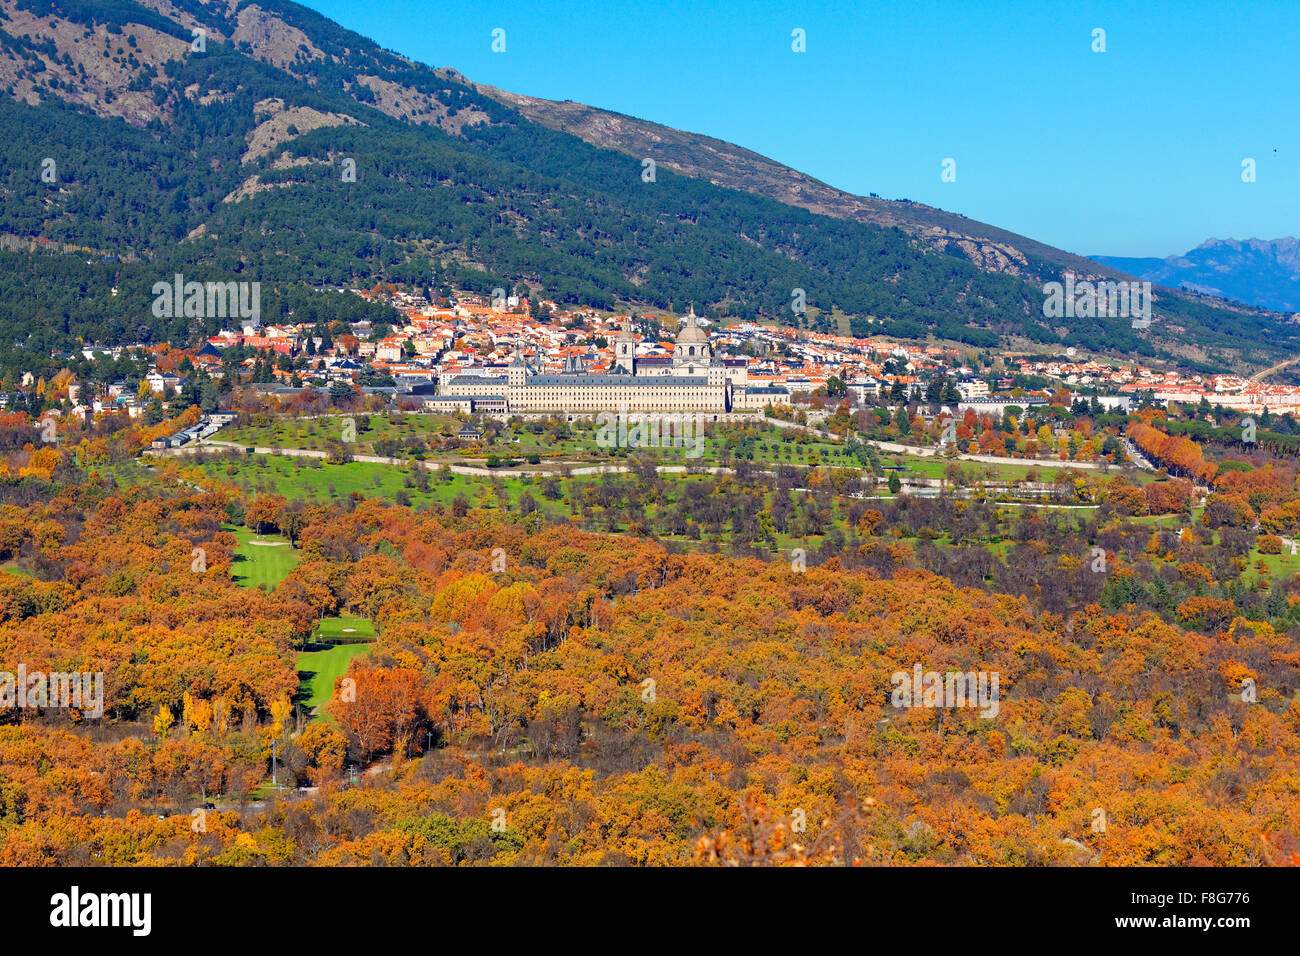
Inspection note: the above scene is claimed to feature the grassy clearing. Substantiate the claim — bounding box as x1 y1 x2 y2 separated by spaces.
314 615 375 642
228 524 299 589
297 643 371 718
203 455 553 512
1244 542 1300 586
297 615 375 719
224 413 459 455
877 449 1156 484
888 453 1080 483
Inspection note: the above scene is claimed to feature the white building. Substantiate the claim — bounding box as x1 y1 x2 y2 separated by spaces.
440 310 788 415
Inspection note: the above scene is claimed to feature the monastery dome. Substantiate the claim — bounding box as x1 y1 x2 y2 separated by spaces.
676 310 708 344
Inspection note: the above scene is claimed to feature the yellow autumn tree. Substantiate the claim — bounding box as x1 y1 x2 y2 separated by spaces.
212 696 230 737
191 697 213 736
270 695 292 737
154 704 175 738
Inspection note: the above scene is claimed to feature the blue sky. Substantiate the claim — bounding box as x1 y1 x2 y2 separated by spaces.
303 0 1300 258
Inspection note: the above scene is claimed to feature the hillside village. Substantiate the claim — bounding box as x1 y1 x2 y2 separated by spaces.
24 285 1300 435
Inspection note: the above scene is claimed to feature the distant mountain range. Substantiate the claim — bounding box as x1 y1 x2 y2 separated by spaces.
1093 238 1300 314
0 0 1292 372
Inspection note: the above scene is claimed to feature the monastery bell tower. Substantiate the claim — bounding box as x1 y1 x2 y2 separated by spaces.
614 318 636 375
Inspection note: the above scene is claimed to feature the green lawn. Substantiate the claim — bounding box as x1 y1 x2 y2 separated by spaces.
1244 542 1300 586
889 453 1074 483
313 615 375 642
223 412 459 455
207 455 420 501
203 455 556 512
297 615 375 718
297 643 371 718
228 524 300 589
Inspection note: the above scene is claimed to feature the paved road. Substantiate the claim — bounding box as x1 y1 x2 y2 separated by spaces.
1250 354 1300 383
1119 437 1156 470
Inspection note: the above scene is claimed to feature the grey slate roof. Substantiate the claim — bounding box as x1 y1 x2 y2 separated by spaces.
447 374 508 385
527 373 717 386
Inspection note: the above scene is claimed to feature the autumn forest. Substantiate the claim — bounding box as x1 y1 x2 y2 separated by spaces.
1 402 1299 870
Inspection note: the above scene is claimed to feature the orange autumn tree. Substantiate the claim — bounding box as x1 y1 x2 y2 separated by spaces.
1128 421 1217 484
328 665 427 761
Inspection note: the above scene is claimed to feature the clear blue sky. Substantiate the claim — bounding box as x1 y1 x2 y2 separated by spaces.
302 0 1300 258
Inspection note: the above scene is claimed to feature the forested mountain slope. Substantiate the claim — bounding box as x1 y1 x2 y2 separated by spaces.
0 0 1290 372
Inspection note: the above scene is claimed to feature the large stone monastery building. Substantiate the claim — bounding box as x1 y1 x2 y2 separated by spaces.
438 310 789 415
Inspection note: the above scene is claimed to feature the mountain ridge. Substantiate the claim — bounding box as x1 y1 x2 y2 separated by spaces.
470 77 1129 285
0 0 1291 372
1093 237 1300 314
